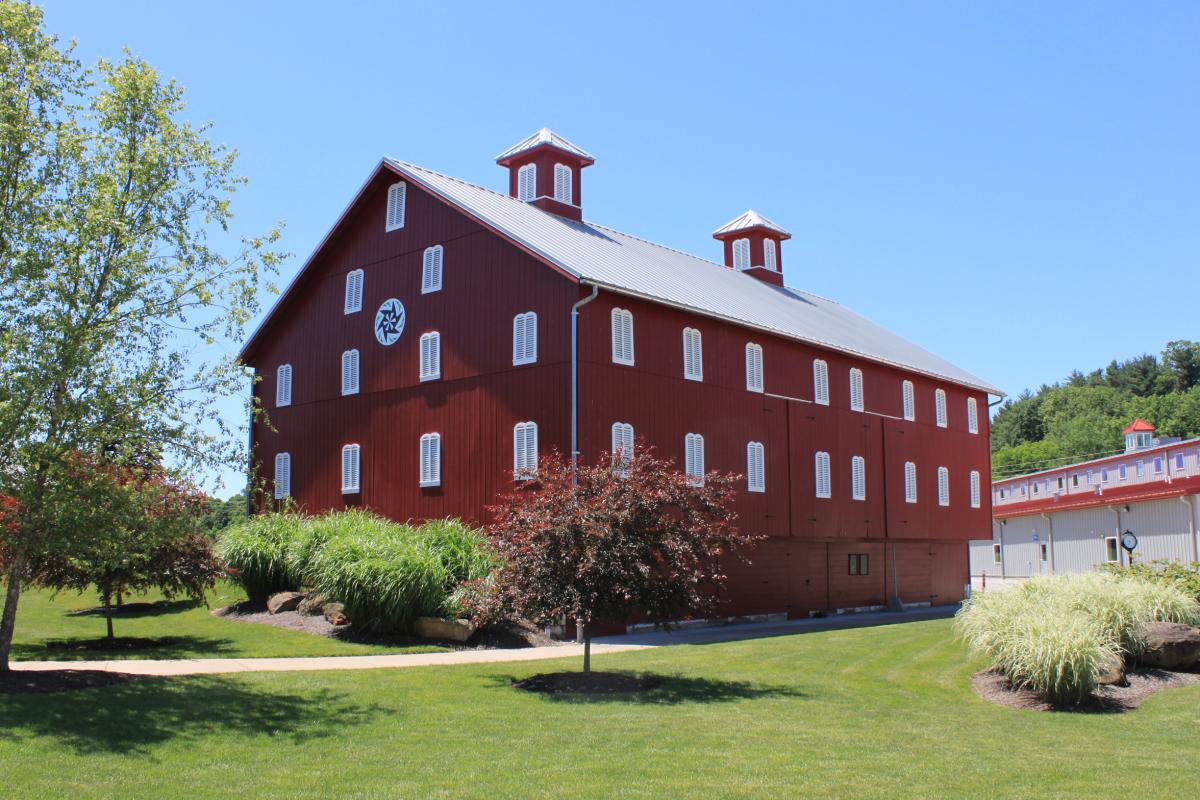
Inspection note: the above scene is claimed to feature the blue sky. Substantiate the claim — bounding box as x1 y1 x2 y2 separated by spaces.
41 1 1200 497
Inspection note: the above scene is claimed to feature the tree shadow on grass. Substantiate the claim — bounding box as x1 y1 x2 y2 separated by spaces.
67 599 202 618
12 635 241 662
489 671 808 705
0 675 385 755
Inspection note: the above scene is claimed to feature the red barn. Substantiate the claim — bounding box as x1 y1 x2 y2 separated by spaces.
240 129 1001 618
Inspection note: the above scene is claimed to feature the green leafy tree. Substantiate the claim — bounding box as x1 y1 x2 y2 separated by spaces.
0 3 284 671
1161 340 1200 393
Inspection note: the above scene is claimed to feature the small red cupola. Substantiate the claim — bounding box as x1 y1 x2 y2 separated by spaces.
1123 418 1156 452
496 128 595 222
712 210 791 287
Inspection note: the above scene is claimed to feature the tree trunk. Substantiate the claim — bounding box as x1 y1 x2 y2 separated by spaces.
583 630 592 674
0 547 28 673
102 590 115 641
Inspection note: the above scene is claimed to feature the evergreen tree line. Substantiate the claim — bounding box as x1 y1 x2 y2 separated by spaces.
991 341 1200 479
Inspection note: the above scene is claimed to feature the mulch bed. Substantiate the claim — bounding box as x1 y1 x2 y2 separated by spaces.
0 670 143 695
214 602 561 650
972 667 1200 713
512 671 663 695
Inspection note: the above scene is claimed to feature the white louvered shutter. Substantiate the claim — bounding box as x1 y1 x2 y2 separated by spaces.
422 246 443 293
746 343 763 392
386 183 406 231
747 442 765 492
341 350 359 395
733 238 750 269
611 309 634 365
852 456 865 500
341 445 360 494
967 397 978 434
683 328 702 380
276 364 292 407
970 471 981 508
902 380 915 421
274 453 290 499
420 434 441 487
345 270 363 313
850 368 864 411
813 360 829 405
904 462 917 503
685 434 704 486
518 164 536 201
938 467 950 506
420 333 440 381
554 164 572 203
935 389 947 428
815 451 831 498
763 238 777 270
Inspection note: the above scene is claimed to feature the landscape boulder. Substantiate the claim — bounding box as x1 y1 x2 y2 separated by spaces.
1096 654 1126 686
297 593 328 616
323 602 349 626
414 617 477 642
1138 622 1200 670
266 591 305 615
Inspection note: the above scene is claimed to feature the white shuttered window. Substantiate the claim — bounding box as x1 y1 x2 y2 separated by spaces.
512 312 538 365
935 389 948 428
341 444 361 494
274 452 291 499
970 470 981 508
513 422 538 479
849 368 864 411
815 451 831 498
902 380 915 421
732 238 751 269
386 182 406 231
553 163 572 203
747 441 765 493
685 433 705 486
276 364 292 407
517 164 536 201
745 343 764 392
419 332 441 381
422 246 443 293
420 433 441 487
344 269 363 313
611 308 634 365
612 422 634 476
683 327 703 381
904 461 917 503
967 397 979 434
341 349 359 396
813 359 829 405
851 456 866 501
938 466 950 506
763 239 777 270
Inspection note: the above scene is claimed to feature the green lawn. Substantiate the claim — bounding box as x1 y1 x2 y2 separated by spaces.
11 584 446 661
3 617 1198 799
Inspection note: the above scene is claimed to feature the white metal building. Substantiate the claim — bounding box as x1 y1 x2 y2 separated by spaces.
972 420 1200 578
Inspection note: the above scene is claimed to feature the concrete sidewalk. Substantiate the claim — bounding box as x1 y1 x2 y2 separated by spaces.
595 605 960 647
10 643 652 677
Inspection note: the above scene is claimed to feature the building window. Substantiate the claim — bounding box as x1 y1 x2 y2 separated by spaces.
999 488 1007 500
419 332 441 381
553 163 572 203
1056 476 1065 491
1136 460 1144 477
611 308 634 365
684 433 705 486
1087 469 1095 485
421 245 443 294
517 164 536 201
1071 474 1080 488
763 238 777 271
849 368 864 412
419 433 441 487
967 397 978 434
513 422 538 479
1032 481 1040 495
1040 543 1048 563
683 327 703 381
274 452 291 499
1105 536 1119 563
1101 468 1109 483
902 380 915 421
937 467 950 506
341 349 360 396
745 343 764 393
992 543 1002 564
1020 485 1027 498
904 461 917 503
747 441 766 493
611 422 634 476
1119 464 1127 480
1153 457 1163 474
276 364 293 407
732 238 751 270
813 359 829 405
386 182 406 231
344 269 364 313
970 471 981 508
848 554 869 576
1175 453 1185 471
512 312 538 365
851 455 866 501
341 444 361 494
935 389 947 428
815 451 831 499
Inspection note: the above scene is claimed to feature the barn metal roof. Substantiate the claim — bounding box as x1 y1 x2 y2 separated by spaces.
712 210 792 238
384 158 1002 395
495 128 595 164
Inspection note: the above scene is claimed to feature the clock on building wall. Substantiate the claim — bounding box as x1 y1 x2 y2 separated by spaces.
374 298 406 346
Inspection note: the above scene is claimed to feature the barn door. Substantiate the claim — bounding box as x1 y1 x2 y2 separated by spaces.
929 542 967 605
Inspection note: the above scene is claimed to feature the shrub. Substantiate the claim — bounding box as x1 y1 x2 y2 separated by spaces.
957 572 1200 704
216 513 306 602
1102 559 1200 602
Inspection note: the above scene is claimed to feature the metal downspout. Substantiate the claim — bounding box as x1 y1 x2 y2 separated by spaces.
1040 512 1055 574
1181 495 1198 565
570 283 600 486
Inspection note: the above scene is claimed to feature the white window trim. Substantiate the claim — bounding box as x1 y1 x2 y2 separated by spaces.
745 342 764 393
611 422 634 476
513 421 538 480
904 461 917 504
815 451 831 499
732 238 751 270
967 397 979 434
937 466 950 507
849 368 864 412
419 332 441 382
341 349 360 396
386 182 406 231
419 433 441 488
276 364 292 407
517 164 536 202
274 452 291 499
747 441 765 493
851 455 866 501
1105 536 1120 563
902 380 915 421
993 543 1002 564
970 470 981 508
341 444 361 494
685 433 705 486
553 163 572 203
935 389 948 428
683 327 703 381
512 312 538 366
763 238 778 271
344 269 364 314
422 245 443 294
813 359 829 405
611 308 635 366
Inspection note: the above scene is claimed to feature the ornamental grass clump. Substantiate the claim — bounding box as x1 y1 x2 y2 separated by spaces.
956 571 1200 705
216 513 307 602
